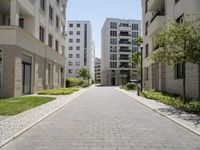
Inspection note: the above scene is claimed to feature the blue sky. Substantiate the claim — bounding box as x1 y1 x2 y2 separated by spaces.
67 0 142 58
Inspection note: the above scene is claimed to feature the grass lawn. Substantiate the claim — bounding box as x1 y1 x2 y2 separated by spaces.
38 87 80 95
141 90 200 114
0 96 55 116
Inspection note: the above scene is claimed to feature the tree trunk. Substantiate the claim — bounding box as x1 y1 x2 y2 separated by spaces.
183 62 186 103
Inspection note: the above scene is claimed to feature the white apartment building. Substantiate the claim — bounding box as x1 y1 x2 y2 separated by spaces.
66 21 95 81
141 0 200 99
0 0 67 98
95 57 101 83
101 18 141 86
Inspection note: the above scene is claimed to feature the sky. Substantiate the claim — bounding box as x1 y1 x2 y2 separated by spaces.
67 0 142 58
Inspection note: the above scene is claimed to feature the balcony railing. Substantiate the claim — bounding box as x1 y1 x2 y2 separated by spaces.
119 49 131 52
119 41 131 44
119 34 131 36
150 10 165 23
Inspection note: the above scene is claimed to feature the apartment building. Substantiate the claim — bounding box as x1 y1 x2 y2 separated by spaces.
95 57 101 83
0 0 67 98
66 21 95 81
141 0 200 99
101 18 141 86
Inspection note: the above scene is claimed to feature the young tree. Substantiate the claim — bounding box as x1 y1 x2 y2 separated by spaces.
151 16 200 101
79 68 88 79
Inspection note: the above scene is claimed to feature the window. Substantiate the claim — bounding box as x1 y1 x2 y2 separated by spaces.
69 54 73 58
49 6 53 21
132 24 138 30
76 46 80 50
110 62 117 68
110 38 117 45
69 39 73 43
132 40 137 46
62 46 65 55
69 23 73 27
110 46 117 52
175 63 183 79
176 14 184 23
48 34 53 48
145 67 149 80
145 44 149 57
175 0 180 4
110 31 117 37
76 62 80 66
19 18 24 28
76 39 80 43
76 31 80 35
69 46 73 50
110 54 117 60
132 32 138 38
40 0 45 10
69 61 73 66
110 22 117 29
76 69 80 74
39 25 45 42
145 0 148 14
77 24 81 27
56 16 59 28
76 54 80 58
68 69 73 73
55 40 59 51
69 31 73 35
145 21 148 35
132 47 138 52
56 0 60 4
0 50 2 87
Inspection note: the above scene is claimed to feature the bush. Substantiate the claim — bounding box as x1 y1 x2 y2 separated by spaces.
65 78 84 87
141 90 200 114
125 83 137 90
38 87 80 95
81 80 90 88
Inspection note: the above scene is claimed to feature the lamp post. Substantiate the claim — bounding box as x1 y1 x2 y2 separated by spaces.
121 65 124 85
140 45 143 93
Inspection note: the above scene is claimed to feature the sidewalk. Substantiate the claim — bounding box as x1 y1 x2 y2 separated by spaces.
116 87 200 136
0 87 90 147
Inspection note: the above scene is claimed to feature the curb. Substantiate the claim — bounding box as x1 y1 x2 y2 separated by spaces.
116 87 200 136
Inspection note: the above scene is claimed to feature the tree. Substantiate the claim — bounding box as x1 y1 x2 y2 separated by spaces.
151 16 200 102
79 68 91 85
130 37 143 80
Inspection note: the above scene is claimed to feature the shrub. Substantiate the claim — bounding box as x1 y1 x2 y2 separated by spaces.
141 90 200 114
125 83 137 90
65 78 84 87
38 87 80 95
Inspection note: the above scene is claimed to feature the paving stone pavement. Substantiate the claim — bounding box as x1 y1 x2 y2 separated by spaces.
1 86 200 150
0 88 89 147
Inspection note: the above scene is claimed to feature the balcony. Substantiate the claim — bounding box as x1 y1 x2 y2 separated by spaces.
148 11 165 36
0 26 65 65
119 49 131 53
148 0 165 12
119 41 131 46
119 25 131 31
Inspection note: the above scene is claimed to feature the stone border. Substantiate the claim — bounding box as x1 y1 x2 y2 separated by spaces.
0 87 91 147
116 87 200 136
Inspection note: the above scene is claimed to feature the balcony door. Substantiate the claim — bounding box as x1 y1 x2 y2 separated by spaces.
22 55 32 95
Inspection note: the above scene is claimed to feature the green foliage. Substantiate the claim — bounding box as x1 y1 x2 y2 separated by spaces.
38 87 80 95
134 36 143 48
79 68 89 79
65 78 84 87
0 96 55 116
151 16 200 65
120 83 137 90
141 90 200 114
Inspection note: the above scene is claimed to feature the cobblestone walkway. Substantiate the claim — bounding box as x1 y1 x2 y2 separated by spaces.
0 88 89 147
1 87 200 150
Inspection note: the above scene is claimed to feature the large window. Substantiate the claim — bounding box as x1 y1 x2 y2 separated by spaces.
39 25 45 42
48 34 53 48
56 16 59 28
40 0 45 10
110 62 117 68
175 63 183 79
132 24 138 30
145 21 148 35
55 40 59 52
110 31 117 37
49 6 53 21
0 50 2 87
110 54 117 60
110 38 117 45
110 22 117 29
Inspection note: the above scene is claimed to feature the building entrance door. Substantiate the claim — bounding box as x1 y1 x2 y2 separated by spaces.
111 77 115 86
